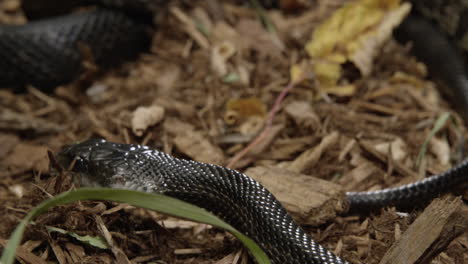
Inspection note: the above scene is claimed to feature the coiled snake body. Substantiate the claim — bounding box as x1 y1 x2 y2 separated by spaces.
57 139 468 264
0 4 149 90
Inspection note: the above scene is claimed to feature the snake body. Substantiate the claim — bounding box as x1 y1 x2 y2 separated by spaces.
0 7 149 90
1 0 468 98
57 139 468 264
3 1 468 263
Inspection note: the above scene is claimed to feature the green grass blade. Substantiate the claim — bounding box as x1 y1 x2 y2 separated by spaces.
416 112 451 168
45 226 109 249
0 188 271 264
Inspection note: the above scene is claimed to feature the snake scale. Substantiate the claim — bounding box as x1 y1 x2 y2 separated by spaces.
2 0 467 263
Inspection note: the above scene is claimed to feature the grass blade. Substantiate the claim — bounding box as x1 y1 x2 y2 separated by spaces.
416 112 451 168
0 188 271 264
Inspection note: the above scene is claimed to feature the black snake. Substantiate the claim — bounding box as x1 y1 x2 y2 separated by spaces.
2 0 468 263
57 138 468 264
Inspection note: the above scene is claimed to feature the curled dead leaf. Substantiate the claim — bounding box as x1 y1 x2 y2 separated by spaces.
211 41 236 77
131 105 165 137
285 101 321 130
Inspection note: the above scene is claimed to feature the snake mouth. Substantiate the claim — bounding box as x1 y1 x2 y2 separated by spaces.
56 138 105 167
55 138 110 187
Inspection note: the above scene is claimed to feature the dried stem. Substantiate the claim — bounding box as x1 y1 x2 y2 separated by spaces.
226 74 306 168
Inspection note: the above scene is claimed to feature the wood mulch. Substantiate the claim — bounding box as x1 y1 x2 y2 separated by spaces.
0 0 467 263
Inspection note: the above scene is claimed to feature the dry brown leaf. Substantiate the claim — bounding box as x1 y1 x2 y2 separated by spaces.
173 131 225 164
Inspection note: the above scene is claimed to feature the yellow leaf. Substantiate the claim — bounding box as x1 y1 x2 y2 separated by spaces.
323 84 356 96
314 62 342 87
389 71 426 88
304 0 407 96
290 63 304 84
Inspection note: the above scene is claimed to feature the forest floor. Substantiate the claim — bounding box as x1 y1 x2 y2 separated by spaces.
0 0 467 263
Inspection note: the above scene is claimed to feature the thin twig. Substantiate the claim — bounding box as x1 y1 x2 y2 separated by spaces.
226 74 306 168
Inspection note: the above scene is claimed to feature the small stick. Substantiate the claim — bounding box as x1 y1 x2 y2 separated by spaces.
227 73 306 168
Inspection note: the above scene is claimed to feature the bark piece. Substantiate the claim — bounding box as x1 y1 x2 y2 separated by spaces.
359 140 419 180
245 165 347 225
0 109 64 133
379 196 468 264
3 142 49 172
0 239 47 264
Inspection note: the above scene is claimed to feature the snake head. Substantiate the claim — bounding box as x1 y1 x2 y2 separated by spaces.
57 138 146 190
57 138 122 188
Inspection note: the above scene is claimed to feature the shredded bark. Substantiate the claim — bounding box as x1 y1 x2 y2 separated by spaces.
0 0 467 263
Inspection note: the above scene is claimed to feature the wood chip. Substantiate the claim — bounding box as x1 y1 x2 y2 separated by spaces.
0 133 19 159
286 131 339 173
245 165 347 225
379 196 468 264
339 160 379 191
166 118 225 164
170 7 210 49
0 239 47 264
49 240 70 264
249 124 284 155
173 131 225 164
0 109 64 133
3 142 49 172
95 215 131 264
359 140 419 180
174 248 204 255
